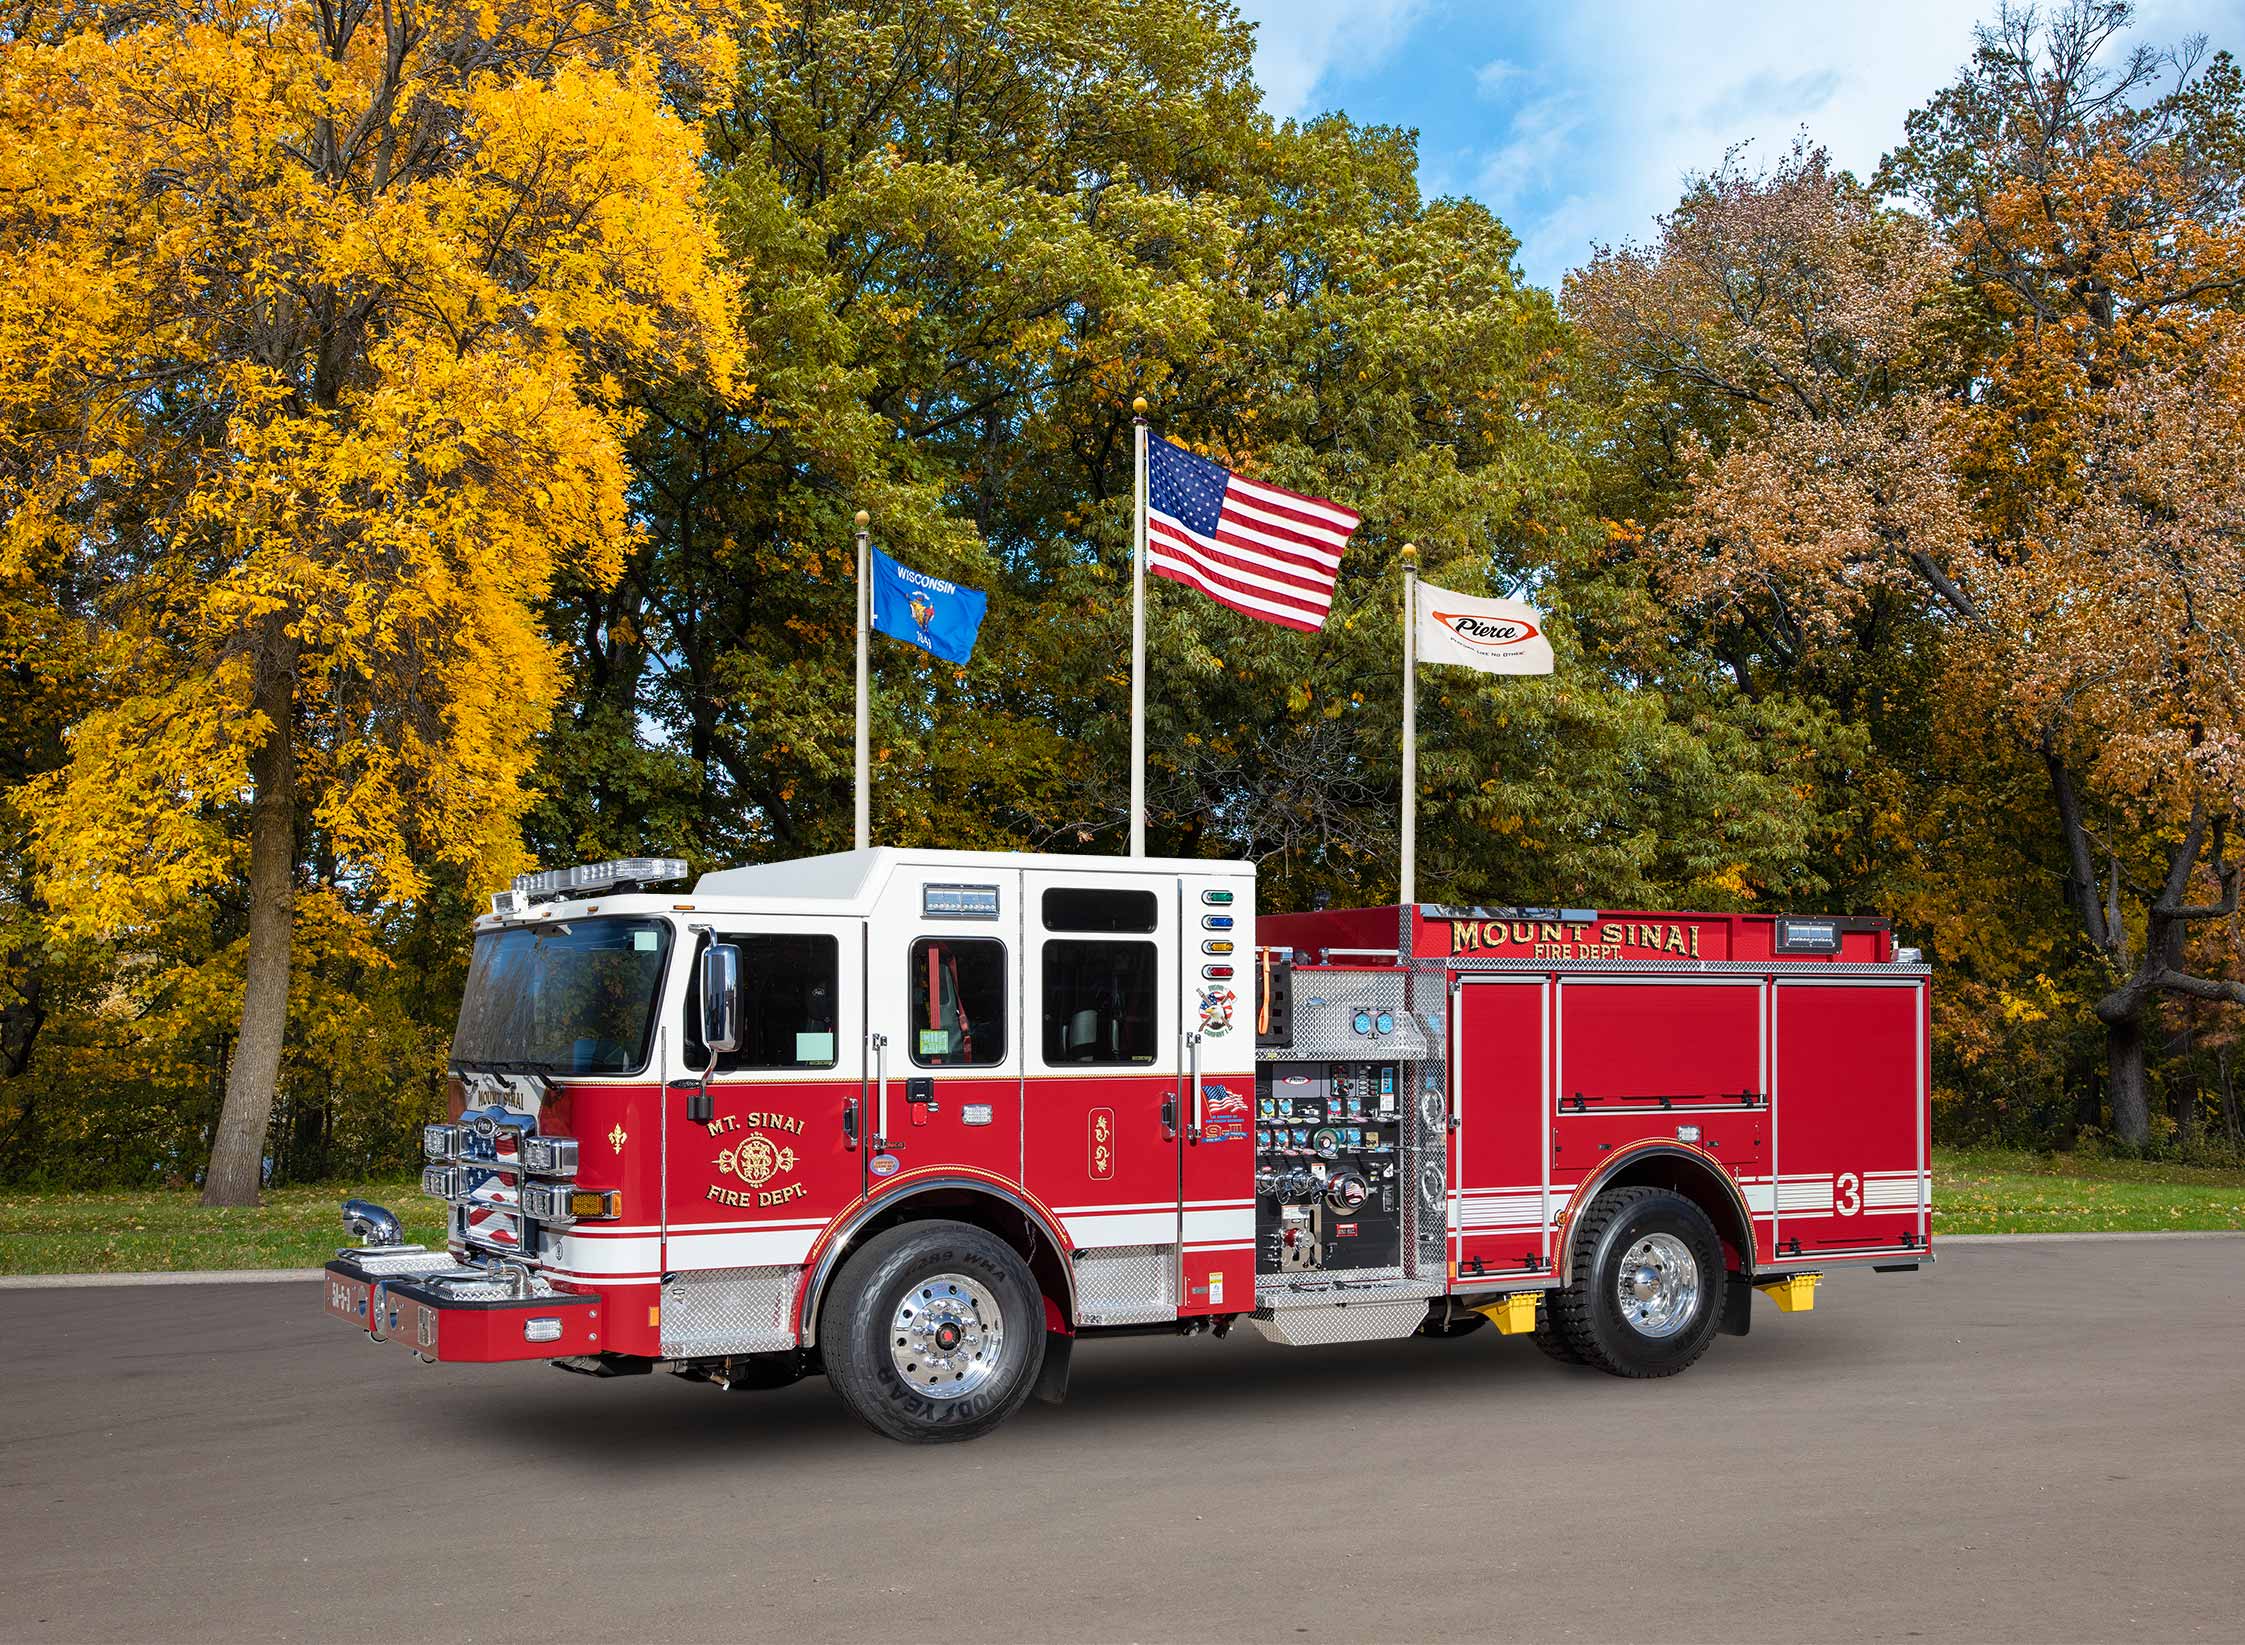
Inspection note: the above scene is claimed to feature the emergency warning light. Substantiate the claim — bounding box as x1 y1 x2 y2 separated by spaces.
500 857 690 911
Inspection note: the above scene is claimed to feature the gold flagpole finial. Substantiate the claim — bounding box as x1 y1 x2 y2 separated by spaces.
1132 396 1148 417
854 509 869 529
1400 541 1417 561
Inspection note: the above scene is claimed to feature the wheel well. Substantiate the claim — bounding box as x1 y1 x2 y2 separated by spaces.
804 1186 1073 1347
1562 1150 1755 1281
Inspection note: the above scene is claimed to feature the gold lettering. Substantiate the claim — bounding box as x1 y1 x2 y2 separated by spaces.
1602 923 1621 945
1668 924 1687 954
1510 921 1535 944
1452 919 1482 953
1690 925 1702 958
1539 922 1563 943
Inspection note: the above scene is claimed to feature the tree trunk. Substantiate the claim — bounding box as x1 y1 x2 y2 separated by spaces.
201 635 298 1207
2105 1012 2150 1148
2219 1048 2241 1151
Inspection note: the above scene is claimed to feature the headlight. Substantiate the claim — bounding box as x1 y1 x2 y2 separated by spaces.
422 1124 456 1161
521 1135 578 1177
522 1182 618 1223
421 1164 458 1200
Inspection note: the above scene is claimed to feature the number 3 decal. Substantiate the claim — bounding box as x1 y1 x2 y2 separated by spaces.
1835 1171 1862 1216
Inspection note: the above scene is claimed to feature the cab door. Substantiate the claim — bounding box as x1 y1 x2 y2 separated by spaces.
1023 870 1184 1324
661 918 865 1302
863 870 1023 1192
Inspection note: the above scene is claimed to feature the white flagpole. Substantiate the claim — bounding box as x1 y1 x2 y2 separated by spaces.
854 508 871 851
1400 543 1418 909
1130 396 1149 857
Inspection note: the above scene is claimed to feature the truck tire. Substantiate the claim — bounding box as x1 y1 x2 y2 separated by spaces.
1550 1187 1724 1378
821 1219 1045 1444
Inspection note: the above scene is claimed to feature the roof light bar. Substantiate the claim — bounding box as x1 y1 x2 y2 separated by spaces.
502 857 690 910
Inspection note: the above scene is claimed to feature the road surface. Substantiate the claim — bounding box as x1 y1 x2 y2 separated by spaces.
3 1236 2241 1642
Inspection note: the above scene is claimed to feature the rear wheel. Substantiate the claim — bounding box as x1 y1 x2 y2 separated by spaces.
822 1220 1045 1443
1550 1187 1724 1378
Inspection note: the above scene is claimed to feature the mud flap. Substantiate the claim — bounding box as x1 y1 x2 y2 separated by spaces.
1033 1330 1074 1405
1720 1272 1754 1337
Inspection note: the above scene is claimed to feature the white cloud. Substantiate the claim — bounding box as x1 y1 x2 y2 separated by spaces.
1483 0 1989 287
1473 57 1523 98
1472 90 1583 200
1232 0 1429 119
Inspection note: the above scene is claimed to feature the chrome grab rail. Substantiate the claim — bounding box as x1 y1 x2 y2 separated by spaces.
870 1032 890 1150
1186 1031 1204 1141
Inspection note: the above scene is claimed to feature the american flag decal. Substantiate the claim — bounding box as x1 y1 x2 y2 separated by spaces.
1204 1084 1249 1117
1146 435 1358 631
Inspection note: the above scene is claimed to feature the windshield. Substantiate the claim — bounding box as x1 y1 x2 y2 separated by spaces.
452 917 672 1076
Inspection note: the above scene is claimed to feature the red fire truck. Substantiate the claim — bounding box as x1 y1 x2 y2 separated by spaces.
324 850 1929 1443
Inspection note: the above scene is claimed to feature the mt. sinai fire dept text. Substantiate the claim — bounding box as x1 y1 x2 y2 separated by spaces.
1450 917 1702 961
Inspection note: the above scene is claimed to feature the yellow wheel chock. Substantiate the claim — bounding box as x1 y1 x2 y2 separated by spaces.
1472 1292 1542 1335
1757 1273 1821 1312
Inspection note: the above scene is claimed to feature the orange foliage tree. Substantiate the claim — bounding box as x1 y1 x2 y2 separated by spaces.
1574 4 2245 1142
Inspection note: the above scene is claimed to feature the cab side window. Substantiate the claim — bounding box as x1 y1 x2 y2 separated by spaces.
684 933 840 1071
1043 940 1158 1064
908 938 1007 1067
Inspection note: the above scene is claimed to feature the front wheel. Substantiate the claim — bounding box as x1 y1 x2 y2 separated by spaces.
821 1220 1045 1443
1549 1187 1724 1378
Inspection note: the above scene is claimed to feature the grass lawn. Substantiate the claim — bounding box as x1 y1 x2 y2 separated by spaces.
1 1149 2240 1274
1932 1147 2245 1235
0 1180 443 1275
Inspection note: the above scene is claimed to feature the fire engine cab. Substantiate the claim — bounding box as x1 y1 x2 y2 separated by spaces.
324 850 1930 1443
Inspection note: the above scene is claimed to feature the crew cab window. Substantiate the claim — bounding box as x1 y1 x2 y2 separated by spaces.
909 938 1007 1067
1042 886 1159 933
1043 940 1158 1065
683 933 841 1071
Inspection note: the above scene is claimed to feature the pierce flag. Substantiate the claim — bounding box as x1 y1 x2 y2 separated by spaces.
1413 579 1553 675
869 546 987 666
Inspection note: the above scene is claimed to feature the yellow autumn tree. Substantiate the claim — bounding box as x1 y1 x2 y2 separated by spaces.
0 1 741 1202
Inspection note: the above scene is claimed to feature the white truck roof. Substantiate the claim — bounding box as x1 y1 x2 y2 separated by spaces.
695 846 1254 907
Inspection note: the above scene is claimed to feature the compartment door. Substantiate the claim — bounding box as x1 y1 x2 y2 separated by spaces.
1554 978 1771 1263
1451 977 1551 1281
1772 980 1928 1261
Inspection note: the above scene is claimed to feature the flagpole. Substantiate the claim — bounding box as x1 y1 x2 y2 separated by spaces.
1400 542 1418 909
854 508 870 851
1130 395 1149 858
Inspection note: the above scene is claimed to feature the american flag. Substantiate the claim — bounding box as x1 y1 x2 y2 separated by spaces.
1146 435 1359 632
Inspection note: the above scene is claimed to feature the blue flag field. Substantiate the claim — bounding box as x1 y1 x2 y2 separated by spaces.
870 546 987 666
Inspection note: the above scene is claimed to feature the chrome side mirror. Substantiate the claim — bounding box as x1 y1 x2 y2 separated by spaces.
701 942 742 1056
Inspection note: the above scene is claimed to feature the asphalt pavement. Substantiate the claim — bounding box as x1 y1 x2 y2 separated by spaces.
3 1236 2241 1643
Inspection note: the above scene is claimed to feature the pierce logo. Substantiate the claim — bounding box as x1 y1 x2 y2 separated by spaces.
1434 611 1540 649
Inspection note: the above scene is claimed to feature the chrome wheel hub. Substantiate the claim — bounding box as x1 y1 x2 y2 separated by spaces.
1614 1232 1699 1339
890 1272 1004 1399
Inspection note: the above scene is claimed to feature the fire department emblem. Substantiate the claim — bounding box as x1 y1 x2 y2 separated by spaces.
1197 985 1236 1037
716 1131 798 1189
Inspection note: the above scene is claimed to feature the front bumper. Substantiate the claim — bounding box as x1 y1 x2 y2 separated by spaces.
324 1249 604 1362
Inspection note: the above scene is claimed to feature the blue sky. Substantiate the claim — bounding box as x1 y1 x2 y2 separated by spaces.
1233 0 2245 293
